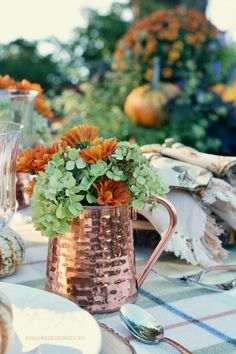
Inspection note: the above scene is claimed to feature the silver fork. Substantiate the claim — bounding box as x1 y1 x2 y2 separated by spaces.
152 265 236 292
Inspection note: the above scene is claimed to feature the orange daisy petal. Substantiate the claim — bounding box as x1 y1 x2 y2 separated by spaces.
16 147 36 173
0 75 16 89
35 97 53 119
93 178 130 206
97 191 113 205
16 79 43 95
80 138 117 164
24 177 37 196
61 124 99 148
16 142 67 174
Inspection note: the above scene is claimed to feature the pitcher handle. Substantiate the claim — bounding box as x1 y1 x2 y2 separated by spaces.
136 196 177 289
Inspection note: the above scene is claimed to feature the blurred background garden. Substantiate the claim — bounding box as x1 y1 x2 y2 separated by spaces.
1 0 236 155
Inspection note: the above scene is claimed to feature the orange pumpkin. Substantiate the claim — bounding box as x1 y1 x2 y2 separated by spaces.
124 83 180 127
124 58 180 127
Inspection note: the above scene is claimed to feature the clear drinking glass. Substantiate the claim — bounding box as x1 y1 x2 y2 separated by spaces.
0 122 23 230
0 89 38 148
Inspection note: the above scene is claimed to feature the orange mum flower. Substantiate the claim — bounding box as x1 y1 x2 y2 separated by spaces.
61 124 99 148
16 80 53 120
162 67 173 78
24 177 37 196
16 142 67 174
113 8 218 83
185 34 195 45
168 50 180 62
35 97 53 119
33 142 68 173
16 147 36 173
15 79 43 96
93 178 130 206
144 68 153 81
33 144 58 173
80 138 117 164
0 75 16 89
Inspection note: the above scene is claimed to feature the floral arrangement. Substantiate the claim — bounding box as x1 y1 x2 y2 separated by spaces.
0 75 53 119
114 8 223 84
16 124 168 237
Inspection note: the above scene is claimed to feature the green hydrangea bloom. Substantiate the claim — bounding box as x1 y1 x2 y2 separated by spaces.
31 142 169 237
109 142 169 209
32 151 84 237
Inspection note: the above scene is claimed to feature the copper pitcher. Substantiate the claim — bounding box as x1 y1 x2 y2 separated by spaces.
46 196 177 313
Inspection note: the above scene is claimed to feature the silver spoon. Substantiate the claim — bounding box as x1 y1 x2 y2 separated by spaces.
152 265 236 292
120 304 191 354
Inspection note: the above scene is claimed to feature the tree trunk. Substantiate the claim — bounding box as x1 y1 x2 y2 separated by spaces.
177 0 208 13
130 0 208 20
130 0 140 20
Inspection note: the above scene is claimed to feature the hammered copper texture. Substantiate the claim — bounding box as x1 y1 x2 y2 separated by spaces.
46 206 137 313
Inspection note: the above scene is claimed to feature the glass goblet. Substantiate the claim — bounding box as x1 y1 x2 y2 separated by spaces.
0 122 23 231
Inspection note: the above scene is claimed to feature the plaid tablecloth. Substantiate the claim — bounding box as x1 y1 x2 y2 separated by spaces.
2 210 236 354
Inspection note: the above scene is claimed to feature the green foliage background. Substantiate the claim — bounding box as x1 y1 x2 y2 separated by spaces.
1 0 236 154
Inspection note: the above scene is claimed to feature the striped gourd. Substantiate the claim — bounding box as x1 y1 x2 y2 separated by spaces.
0 228 25 278
0 291 13 354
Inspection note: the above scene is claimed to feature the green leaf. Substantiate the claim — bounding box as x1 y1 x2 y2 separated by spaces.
52 153 61 162
46 164 56 175
115 155 123 160
90 160 108 176
115 147 123 156
56 204 67 219
68 149 79 161
66 161 75 171
55 221 70 234
86 193 97 204
74 203 83 212
71 186 81 194
76 158 86 169
79 176 90 191
132 200 144 209
68 204 79 216
50 175 60 185
74 194 84 202
106 171 113 179
66 176 76 189
137 176 145 185
47 188 57 194
130 185 138 193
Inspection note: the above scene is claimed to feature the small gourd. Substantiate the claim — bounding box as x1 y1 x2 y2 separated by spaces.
124 57 180 127
0 228 25 278
0 291 13 354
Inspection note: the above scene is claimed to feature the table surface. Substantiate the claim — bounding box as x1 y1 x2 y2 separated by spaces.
2 210 236 354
